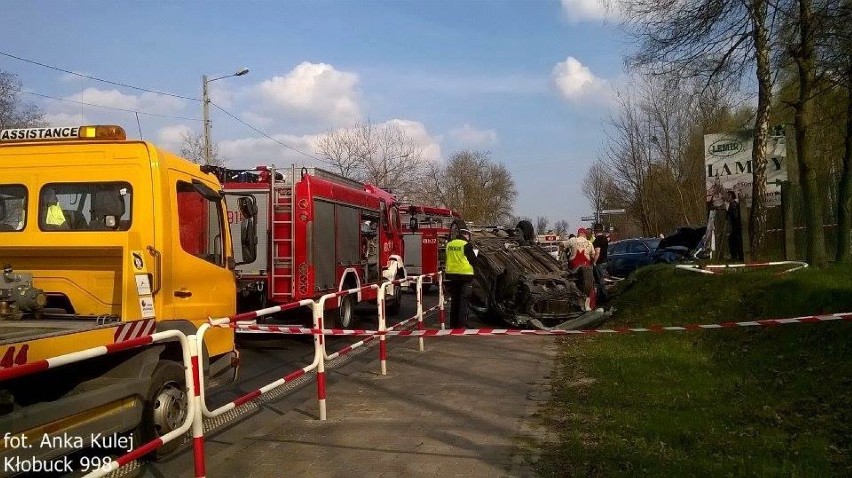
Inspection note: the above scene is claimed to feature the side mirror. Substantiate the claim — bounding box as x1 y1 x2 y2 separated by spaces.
379 200 389 231
409 216 418 232
238 196 258 218
236 196 258 265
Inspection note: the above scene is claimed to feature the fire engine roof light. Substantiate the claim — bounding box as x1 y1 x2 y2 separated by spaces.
0 125 126 142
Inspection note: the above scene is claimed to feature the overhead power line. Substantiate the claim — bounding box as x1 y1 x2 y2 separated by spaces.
0 50 199 101
23 90 203 121
3 49 329 165
210 101 332 165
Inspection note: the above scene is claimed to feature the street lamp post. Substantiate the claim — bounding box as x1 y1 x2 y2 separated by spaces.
202 67 249 165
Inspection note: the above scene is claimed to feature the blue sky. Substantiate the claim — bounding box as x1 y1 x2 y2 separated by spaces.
1 0 628 229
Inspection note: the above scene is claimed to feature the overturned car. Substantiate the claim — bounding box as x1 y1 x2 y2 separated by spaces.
461 221 611 330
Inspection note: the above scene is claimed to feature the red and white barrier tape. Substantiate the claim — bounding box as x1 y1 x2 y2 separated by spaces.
232 312 852 337
322 308 426 360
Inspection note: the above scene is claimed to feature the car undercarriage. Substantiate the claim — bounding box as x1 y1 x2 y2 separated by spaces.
464 223 612 330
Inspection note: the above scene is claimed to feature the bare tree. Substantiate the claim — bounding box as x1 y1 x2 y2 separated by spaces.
505 214 532 228
603 91 656 235
582 161 610 221
644 77 711 226
316 121 427 199
599 73 752 237
425 150 516 225
0 70 46 129
535 216 550 235
554 219 570 237
179 130 226 166
621 0 781 256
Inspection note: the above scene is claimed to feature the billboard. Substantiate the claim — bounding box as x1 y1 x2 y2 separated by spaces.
705 131 787 208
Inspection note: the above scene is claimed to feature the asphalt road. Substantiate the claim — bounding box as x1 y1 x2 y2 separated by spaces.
133 289 439 478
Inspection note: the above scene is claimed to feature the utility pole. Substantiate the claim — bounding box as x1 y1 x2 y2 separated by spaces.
202 74 211 165
202 67 250 165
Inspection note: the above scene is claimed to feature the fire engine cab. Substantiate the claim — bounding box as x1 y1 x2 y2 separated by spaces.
211 166 407 328
400 205 462 293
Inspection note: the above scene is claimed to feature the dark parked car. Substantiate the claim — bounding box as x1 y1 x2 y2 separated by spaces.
606 237 661 278
653 226 709 262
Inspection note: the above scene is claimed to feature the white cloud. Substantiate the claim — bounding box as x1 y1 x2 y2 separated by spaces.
551 57 610 103
64 88 186 115
560 0 614 23
219 133 325 169
241 111 274 127
59 72 89 83
384 119 442 162
448 124 498 147
39 88 191 142
206 81 241 109
252 62 362 128
156 124 192 152
44 112 84 126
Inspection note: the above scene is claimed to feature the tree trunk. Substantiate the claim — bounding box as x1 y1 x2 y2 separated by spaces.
748 0 772 261
837 58 852 263
794 0 828 265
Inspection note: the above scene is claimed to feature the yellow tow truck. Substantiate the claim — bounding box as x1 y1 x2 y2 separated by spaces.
0 125 257 474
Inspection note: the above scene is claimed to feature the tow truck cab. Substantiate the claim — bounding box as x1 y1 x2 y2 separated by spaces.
0 125 255 467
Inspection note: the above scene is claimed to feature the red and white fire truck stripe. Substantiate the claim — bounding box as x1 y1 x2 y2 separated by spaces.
231 312 852 337
113 319 156 342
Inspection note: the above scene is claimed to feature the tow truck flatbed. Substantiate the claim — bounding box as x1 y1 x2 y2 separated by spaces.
0 317 154 366
0 318 116 346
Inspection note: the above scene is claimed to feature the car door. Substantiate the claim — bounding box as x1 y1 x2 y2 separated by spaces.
166 169 236 356
624 240 649 273
607 241 629 277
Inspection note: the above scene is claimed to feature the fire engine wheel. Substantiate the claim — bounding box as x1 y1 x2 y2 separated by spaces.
329 294 355 329
140 360 188 458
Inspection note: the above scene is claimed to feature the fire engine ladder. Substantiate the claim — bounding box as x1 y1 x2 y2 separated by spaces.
269 166 296 299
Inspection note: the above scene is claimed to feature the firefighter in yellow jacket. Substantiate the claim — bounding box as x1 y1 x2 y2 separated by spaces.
444 228 478 328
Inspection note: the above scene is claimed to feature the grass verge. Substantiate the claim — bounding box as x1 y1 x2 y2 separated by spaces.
526 264 852 477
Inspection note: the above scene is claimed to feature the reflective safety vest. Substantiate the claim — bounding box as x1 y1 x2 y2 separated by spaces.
445 239 474 275
46 204 66 226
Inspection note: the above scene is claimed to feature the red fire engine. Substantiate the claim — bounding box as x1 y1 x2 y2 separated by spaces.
400 204 462 292
213 165 407 327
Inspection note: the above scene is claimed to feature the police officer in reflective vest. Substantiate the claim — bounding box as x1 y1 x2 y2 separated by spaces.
445 228 478 328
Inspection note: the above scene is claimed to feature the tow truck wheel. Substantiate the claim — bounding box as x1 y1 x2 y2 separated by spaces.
140 360 188 458
329 294 355 329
